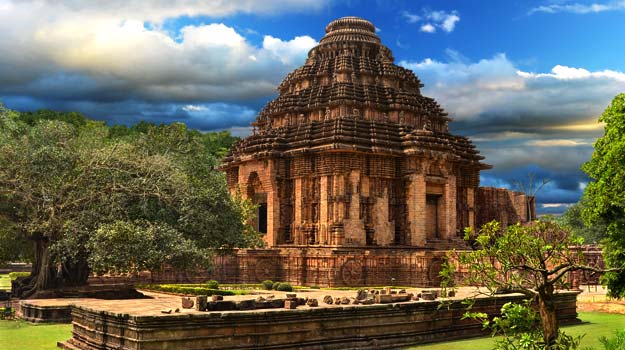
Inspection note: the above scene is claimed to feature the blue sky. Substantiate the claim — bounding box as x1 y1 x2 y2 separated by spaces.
1 0 624 214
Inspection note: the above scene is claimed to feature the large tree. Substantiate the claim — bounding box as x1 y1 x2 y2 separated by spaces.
0 104 261 298
451 220 606 349
581 93 625 298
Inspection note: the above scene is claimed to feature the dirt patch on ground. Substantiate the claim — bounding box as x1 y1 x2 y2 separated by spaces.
576 285 625 315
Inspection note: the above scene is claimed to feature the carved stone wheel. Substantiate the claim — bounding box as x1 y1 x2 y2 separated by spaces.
428 258 443 285
341 259 363 286
255 259 276 282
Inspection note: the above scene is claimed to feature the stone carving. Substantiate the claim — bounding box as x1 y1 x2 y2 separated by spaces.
341 259 363 286
255 259 276 282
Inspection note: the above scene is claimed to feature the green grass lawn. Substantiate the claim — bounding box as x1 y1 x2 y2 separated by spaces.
407 312 625 349
0 320 72 350
0 274 11 290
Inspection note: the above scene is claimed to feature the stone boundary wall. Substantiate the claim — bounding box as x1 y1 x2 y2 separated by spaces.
476 187 535 227
87 246 605 288
58 292 580 350
90 248 452 288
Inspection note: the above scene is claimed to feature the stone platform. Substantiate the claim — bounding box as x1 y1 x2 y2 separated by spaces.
56 290 580 350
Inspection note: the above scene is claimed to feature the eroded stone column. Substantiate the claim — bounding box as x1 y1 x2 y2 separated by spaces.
293 177 303 244
407 173 426 246
373 187 393 246
319 175 329 244
343 170 365 245
443 175 457 239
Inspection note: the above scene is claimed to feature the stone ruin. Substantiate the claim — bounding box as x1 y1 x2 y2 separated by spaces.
215 16 534 287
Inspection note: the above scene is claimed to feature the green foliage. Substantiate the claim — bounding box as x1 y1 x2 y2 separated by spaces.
137 284 239 296
8 272 30 280
559 198 607 244
0 104 261 295
581 93 625 298
598 329 625 350
272 281 281 290
464 301 583 350
261 280 274 290
205 280 219 290
0 218 33 265
275 282 293 292
449 220 601 348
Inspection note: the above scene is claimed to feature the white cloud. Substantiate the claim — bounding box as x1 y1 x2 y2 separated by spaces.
420 24 436 33
399 54 625 126
4 0 329 22
529 1 625 15
401 11 421 23
262 35 318 65
402 8 460 33
0 2 319 103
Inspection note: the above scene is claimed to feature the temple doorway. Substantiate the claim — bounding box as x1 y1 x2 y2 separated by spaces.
247 172 268 234
426 194 440 239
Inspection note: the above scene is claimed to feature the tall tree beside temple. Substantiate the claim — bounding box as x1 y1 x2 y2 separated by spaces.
0 104 260 298
581 93 625 297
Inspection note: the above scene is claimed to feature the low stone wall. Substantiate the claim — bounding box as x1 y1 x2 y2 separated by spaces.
20 302 72 323
58 291 580 350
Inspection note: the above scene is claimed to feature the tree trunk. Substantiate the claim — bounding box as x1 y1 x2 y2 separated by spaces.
538 289 558 349
12 237 89 298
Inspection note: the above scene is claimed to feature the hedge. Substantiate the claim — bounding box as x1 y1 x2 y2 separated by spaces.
137 284 237 296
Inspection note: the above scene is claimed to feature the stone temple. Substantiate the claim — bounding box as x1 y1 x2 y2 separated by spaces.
218 17 533 287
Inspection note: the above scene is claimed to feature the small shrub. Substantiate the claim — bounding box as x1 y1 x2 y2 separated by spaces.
8 272 29 280
205 280 219 290
261 280 274 290
599 329 625 350
276 282 293 292
272 281 281 290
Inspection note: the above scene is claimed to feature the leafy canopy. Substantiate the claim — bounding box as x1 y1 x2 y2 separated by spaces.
0 103 260 280
581 93 625 297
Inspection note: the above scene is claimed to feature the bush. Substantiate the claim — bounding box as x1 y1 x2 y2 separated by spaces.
205 280 219 290
137 284 236 296
276 282 293 292
272 281 281 290
599 329 625 350
8 272 29 280
261 280 274 290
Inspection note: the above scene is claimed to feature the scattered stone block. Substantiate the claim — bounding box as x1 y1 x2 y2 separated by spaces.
375 294 393 304
323 295 333 304
306 298 319 307
237 299 256 311
351 298 360 305
160 309 172 314
391 293 412 302
334 297 342 305
380 289 387 295
174 308 180 313
208 301 237 311
286 293 297 299
421 292 436 301
356 289 367 300
269 299 285 308
448 291 456 297
340 297 350 305
284 300 298 309
412 294 420 301
195 296 207 311
212 295 224 301
181 297 194 309
399 289 406 294
361 298 375 305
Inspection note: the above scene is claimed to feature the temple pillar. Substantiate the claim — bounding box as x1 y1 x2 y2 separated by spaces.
293 177 303 244
443 175 457 239
373 188 393 246
467 187 475 231
319 175 329 244
264 161 280 247
407 173 426 246
343 170 365 245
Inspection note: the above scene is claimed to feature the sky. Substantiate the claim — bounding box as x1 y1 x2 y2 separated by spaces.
1 0 624 214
